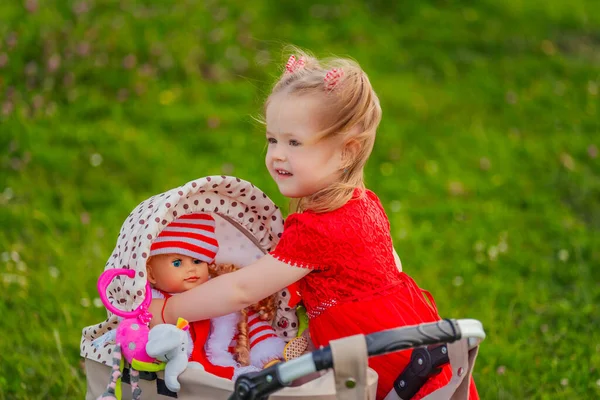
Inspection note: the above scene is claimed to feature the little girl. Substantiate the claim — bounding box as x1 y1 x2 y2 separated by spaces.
158 50 479 399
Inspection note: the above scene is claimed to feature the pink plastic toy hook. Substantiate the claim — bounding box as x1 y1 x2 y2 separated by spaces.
97 268 153 320
97 268 159 367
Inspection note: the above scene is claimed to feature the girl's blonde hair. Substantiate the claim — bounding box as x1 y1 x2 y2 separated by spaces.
265 47 382 213
207 263 278 367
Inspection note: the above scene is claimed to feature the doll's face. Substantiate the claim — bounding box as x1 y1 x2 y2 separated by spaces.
147 254 209 293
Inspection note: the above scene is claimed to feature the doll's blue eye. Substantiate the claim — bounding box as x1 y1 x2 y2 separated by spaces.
172 259 182 267
193 259 202 265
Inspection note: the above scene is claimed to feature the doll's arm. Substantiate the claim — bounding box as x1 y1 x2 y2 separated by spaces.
148 298 166 328
206 313 240 367
163 255 310 324
148 288 167 328
247 311 285 368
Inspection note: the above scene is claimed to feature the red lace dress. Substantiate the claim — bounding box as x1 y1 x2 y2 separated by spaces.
270 189 478 400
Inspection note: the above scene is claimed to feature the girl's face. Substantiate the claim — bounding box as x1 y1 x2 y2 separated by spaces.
147 254 209 293
265 92 344 199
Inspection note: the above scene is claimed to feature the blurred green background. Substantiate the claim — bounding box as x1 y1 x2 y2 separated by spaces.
1 0 599 398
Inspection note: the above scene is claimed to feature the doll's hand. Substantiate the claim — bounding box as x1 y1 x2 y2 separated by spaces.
263 359 282 369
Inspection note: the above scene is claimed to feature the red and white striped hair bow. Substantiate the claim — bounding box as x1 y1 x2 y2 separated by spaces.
324 68 344 91
285 55 306 74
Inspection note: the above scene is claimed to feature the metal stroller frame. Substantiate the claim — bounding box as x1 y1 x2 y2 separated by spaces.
229 319 485 400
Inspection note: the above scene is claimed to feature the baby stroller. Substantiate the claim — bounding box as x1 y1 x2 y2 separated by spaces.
81 175 485 400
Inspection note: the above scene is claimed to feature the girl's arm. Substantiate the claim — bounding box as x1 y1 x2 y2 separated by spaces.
162 254 310 324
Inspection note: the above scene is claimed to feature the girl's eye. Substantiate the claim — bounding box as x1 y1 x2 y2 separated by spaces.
172 259 182 267
267 137 277 144
192 259 202 265
289 139 300 147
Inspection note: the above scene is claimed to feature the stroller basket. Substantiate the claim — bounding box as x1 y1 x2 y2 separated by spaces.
81 176 485 400
230 319 485 400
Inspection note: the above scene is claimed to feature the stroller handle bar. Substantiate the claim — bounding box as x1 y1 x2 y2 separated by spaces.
229 319 485 400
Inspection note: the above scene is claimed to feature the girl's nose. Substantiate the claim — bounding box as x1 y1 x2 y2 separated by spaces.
271 145 286 161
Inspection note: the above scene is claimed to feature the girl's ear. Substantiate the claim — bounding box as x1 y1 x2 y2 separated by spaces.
342 138 361 168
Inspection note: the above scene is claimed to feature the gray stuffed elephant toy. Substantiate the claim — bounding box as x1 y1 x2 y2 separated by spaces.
146 324 191 392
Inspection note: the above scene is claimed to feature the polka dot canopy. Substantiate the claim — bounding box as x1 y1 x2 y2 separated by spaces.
80 176 290 366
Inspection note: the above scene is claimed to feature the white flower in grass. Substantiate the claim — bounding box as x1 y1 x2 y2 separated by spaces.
3 187 13 201
498 241 508 253
1 273 15 284
49 266 59 279
487 246 498 261
93 297 103 308
560 378 568 386
90 153 103 167
81 298 90 307
560 153 575 171
473 240 485 252
558 249 569 262
448 181 465 196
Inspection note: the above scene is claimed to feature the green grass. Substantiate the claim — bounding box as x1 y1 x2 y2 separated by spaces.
1 0 599 398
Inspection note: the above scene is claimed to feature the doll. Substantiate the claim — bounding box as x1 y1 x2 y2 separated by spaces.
95 213 285 399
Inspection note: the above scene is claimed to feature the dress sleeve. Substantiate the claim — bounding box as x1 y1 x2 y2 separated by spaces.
269 212 330 270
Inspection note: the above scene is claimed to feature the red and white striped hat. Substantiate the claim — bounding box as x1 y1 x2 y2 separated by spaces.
150 213 218 263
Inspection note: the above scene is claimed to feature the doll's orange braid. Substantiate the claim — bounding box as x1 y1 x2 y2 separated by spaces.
235 308 251 366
